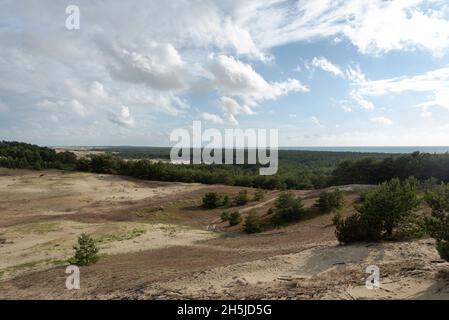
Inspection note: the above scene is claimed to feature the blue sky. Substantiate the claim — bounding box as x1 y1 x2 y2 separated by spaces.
1 0 449 146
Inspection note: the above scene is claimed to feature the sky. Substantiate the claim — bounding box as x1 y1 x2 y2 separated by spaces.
1 0 449 147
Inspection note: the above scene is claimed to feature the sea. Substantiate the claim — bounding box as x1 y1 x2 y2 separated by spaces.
280 147 449 154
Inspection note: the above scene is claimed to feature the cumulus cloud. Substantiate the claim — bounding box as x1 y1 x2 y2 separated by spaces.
371 117 393 125
207 54 308 105
103 42 187 91
108 106 135 128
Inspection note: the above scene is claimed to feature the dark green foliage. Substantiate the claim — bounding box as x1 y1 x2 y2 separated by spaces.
424 184 449 261
267 207 275 215
229 211 242 226
0 141 77 170
244 211 263 233
221 211 230 222
253 189 265 201
315 189 344 213
271 191 305 225
222 195 230 206
68 233 99 266
202 192 222 209
234 190 250 206
334 178 420 243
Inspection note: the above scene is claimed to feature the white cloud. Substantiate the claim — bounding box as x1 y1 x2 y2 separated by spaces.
218 96 255 115
308 116 322 126
69 100 86 117
311 57 344 78
108 106 135 128
103 42 188 91
350 91 374 110
207 54 308 105
201 112 225 125
371 116 393 125
354 66 449 110
239 0 449 56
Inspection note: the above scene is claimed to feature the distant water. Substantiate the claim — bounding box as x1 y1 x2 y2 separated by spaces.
280 146 449 154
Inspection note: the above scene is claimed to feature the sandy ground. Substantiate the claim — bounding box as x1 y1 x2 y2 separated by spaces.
0 168 448 300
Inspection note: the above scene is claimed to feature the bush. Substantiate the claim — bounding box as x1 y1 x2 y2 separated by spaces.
222 195 230 207
271 191 305 225
334 178 420 243
253 189 265 201
68 233 99 266
424 184 449 261
202 192 222 209
244 211 263 234
315 189 344 213
229 211 242 226
221 211 230 222
267 207 275 215
234 190 250 206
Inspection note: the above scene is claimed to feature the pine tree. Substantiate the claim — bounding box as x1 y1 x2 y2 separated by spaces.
68 233 100 266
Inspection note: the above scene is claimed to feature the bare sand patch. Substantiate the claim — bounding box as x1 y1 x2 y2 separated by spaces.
0 220 217 281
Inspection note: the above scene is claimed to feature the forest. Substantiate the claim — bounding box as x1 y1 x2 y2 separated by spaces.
2 141 449 190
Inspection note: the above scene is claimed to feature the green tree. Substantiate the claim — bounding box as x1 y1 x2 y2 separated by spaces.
253 189 265 201
424 184 449 261
202 192 222 209
244 211 263 233
234 190 250 206
221 211 230 222
315 189 344 213
229 211 242 226
334 178 420 243
272 191 305 224
68 233 100 266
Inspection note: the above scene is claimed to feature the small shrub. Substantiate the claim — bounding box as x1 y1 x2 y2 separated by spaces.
221 211 230 222
222 195 230 206
244 211 263 234
315 189 344 213
229 211 242 226
271 191 305 225
202 192 222 209
234 190 250 206
267 207 275 215
253 189 265 201
68 233 99 266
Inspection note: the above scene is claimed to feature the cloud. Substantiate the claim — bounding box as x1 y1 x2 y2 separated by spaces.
102 42 188 91
108 106 135 128
207 54 308 105
217 96 255 115
354 65 449 110
201 112 225 125
371 116 393 125
69 100 86 117
308 116 322 126
311 57 344 78
239 0 449 56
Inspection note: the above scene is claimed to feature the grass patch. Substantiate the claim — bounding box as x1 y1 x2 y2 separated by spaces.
14 222 62 235
96 227 147 244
